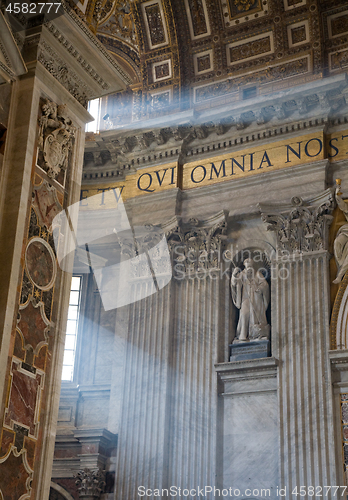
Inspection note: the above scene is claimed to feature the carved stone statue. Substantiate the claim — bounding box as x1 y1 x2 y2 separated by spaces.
38 99 76 179
231 258 270 341
333 179 348 284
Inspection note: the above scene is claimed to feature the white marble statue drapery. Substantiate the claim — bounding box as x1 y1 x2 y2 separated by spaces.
334 183 348 284
231 258 270 341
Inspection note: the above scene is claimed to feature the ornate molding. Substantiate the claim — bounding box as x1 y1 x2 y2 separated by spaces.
38 41 91 107
58 0 132 86
165 212 228 275
75 468 105 499
44 22 109 91
259 190 334 255
38 98 76 179
81 75 348 180
97 0 137 47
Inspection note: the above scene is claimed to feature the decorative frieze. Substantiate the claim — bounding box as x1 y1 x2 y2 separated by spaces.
44 6 132 86
44 23 111 90
227 32 274 66
37 40 92 107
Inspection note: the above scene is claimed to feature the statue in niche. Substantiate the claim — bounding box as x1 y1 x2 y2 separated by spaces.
333 179 348 283
231 257 270 341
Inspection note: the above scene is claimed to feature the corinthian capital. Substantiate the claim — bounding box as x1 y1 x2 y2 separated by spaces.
259 189 334 254
75 468 105 499
163 211 228 274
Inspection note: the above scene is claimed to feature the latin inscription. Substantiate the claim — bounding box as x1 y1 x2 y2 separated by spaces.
183 131 348 189
80 130 348 201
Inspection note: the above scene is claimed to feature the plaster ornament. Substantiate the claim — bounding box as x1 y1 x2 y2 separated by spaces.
231 257 270 341
234 0 257 11
260 191 334 254
75 468 105 499
333 179 348 284
38 99 76 179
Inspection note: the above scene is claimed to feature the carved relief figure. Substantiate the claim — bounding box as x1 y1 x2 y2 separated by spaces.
38 99 75 179
333 179 348 283
231 258 270 341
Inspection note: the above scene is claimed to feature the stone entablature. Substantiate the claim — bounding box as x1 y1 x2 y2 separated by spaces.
82 73 348 181
5 1 132 107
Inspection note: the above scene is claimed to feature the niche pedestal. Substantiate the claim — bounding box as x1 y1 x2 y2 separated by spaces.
230 339 270 361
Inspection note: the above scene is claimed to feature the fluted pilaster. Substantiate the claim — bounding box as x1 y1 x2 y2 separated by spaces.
260 191 337 498
114 213 228 500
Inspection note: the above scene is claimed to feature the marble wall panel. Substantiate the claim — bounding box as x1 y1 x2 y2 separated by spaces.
0 90 81 500
222 392 278 492
17 299 50 353
0 447 33 499
4 361 43 438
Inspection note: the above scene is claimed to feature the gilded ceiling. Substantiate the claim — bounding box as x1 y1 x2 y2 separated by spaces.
66 0 348 120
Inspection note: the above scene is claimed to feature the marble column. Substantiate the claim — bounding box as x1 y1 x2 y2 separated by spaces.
0 6 130 499
113 213 228 500
260 190 338 498
166 214 228 495
114 274 173 498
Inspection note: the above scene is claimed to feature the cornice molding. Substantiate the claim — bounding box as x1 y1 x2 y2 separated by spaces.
0 11 27 83
60 0 132 86
82 74 348 180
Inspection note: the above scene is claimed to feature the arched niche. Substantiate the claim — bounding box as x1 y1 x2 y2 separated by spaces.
330 271 348 349
49 482 75 500
230 245 272 344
